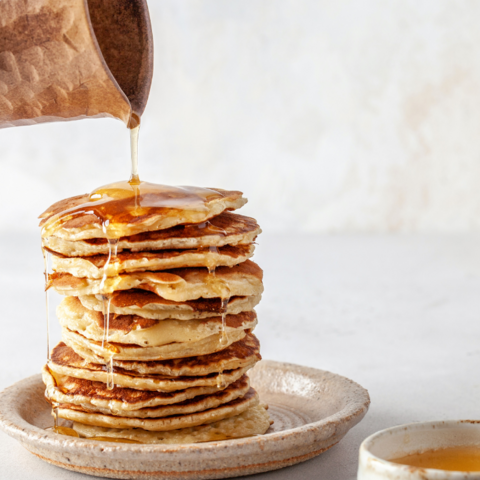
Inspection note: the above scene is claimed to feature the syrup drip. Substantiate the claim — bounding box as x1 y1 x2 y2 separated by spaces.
94 119 142 391
90 436 142 444
204 250 231 389
101 294 112 349
46 426 80 437
101 293 116 390
106 356 115 390
99 237 119 291
42 248 51 360
205 251 231 348
219 298 229 347
53 403 59 430
216 371 227 389
130 122 140 185
193 221 228 237
99 237 119 390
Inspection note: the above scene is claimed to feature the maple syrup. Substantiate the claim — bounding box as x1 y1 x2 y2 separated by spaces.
42 248 51 360
100 294 116 390
216 371 227 389
51 426 80 437
106 356 115 390
41 182 227 240
129 118 140 185
53 403 59 429
219 298 229 347
191 221 227 237
204 250 231 388
90 436 142 444
391 446 480 471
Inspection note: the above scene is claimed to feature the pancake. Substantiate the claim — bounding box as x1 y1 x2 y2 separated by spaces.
48 244 255 278
48 260 264 301
89 333 261 377
51 332 260 377
58 296 257 347
79 291 261 320
49 342 254 391
44 363 236 409
43 212 260 256
39 186 247 240
56 388 259 431
44 367 250 416
71 403 271 444
62 327 248 362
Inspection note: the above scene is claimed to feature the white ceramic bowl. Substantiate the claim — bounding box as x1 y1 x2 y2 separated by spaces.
358 420 480 480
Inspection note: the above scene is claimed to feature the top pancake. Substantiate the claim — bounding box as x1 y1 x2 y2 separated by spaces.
39 185 247 241
43 212 260 256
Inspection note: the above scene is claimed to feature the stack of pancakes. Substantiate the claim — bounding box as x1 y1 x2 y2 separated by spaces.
39 186 271 443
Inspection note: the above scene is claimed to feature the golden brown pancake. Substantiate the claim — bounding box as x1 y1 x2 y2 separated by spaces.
61 326 250 363
44 367 250 416
45 363 235 409
56 388 259 431
43 212 260 256
57 296 257 347
71 403 271 444
109 334 261 376
51 333 260 377
78 290 261 320
49 353 252 392
47 244 255 278
47 260 264 301
40 186 247 240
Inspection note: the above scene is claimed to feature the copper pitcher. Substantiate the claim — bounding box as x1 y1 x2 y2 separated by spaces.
0 0 153 129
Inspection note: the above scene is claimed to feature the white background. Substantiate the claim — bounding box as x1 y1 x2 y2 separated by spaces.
1 3 480 479
2 0 480 233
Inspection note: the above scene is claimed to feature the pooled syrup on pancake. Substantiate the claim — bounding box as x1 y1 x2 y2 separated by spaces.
41 182 229 240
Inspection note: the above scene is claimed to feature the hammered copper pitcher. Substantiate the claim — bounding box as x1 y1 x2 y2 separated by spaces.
0 0 153 128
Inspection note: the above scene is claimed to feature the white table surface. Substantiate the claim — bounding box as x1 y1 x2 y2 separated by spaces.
1 232 479 480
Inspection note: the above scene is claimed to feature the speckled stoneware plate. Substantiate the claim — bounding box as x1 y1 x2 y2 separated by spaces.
0 360 370 480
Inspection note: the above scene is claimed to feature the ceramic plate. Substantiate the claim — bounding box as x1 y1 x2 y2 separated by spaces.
0 360 370 479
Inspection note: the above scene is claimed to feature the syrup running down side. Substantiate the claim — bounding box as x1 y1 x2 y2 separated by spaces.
42 249 51 361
